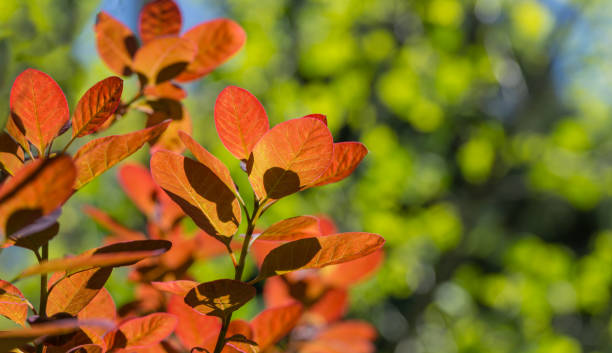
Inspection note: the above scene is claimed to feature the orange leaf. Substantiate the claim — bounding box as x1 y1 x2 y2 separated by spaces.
150 150 241 238
132 37 196 85
66 344 104 353
214 86 269 161
258 216 321 241
78 287 117 346
263 276 294 309
312 142 368 187
251 302 302 351
144 82 187 100
73 120 170 189
139 0 182 44
184 279 256 318
151 280 198 297
175 19 245 82
0 156 76 238
46 268 112 317
168 294 220 350
0 280 30 326
84 206 146 241
95 12 138 76
9 68 69 154
303 321 377 353
320 249 384 288
309 288 348 323
145 99 192 154
0 131 24 176
249 118 333 201
110 313 177 349
303 114 327 126
256 233 385 280
117 164 158 218
72 77 123 138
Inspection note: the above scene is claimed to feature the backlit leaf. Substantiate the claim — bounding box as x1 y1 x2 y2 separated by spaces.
95 12 138 76
151 280 198 297
168 295 220 350
144 82 187 100
0 132 24 176
46 268 112 317
73 120 170 189
251 302 302 351
249 118 333 201
312 142 367 187
175 19 246 82
302 321 377 353
110 313 177 349
309 288 348 323
214 86 269 161
84 206 146 240
139 0 182 44
117 164 158 218
258 216 321 241
66 344 104 353
320 249 384 288
256 233 385 280
132 37 196 85
145 99 192 153
72 77 123 138
150 150 240 238
9 68 69 154
78 288 116 345
0 280 30 326
184 279 256 318
302 114 327 126
0 156 75 238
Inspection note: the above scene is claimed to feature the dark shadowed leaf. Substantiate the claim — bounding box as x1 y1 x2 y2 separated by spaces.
312 142 368 187
251 302 302 351
0 280 30 326
249 118 333 201
72 77 123 138
9 68 69 154
5 208 60 250
258 216 321 241
133 37 196 85
73 120 170 189
139 0 182 44
67 344 104 353
0 156 75 239
151 151 240 238
175 19 245 82
95 12 138 76
0 132 24 176
46 268 112 317
257 233 385 280
214 86 269 160
184 279 256 318
5 114 30 155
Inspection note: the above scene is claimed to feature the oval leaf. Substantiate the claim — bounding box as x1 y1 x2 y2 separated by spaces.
184 279 256 318
168 295 220 350
95 12 138 76
175 19 246 82
214 86 269 161
73 120 170 189
0 280 30 326
132 37 196 85
151 150 240 238
111 313 177 349
46 267 112 317
258 216 321 241
249 118 333 201
9 68 69 154
72 77 124 138
0 156 76 238
251 302 302 351
4 209 60 250
78 287 117 345
139 0 182 44
257 233 385 280
312 142 368 187
320 249 384 288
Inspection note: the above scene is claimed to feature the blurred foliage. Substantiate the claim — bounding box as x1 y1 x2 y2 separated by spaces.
4 0 612 352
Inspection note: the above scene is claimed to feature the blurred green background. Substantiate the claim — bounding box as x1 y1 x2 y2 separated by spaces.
3 0 612 352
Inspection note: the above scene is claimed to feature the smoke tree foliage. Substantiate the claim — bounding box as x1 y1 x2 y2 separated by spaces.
0 1 384 352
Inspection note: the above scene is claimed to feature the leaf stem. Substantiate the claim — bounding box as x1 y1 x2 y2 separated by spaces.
36 243 48 353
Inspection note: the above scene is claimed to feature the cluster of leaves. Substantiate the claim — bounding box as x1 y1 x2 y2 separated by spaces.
0 1 384 352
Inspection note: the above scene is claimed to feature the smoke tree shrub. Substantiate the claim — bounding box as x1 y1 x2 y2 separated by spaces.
0 1 384 352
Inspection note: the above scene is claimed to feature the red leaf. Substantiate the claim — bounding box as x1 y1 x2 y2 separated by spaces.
184 279 256 318
95 12 138 76
9 68 69 154
73 120 170 189
256 233 385 280
111 313 177 349
263 276 294 309
249 118 333 202
78 287 117 346
132 37 196 85
151 280 198 297
320 249 384 288
0 280 30 326
117 164 158 218
84 206 146 240
145 99 192 154
46 268 112 317
302 321 377 353
303 114 327 126
175 19 246 82
309 288 348 323
258 216 321 241
252 302 302 350
0 156 76 238
72 77 123 138
150 150 241 238
0 131 24 176
167 294 220 350
214 86 269 160
139 0 182 44
312 142 367 187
